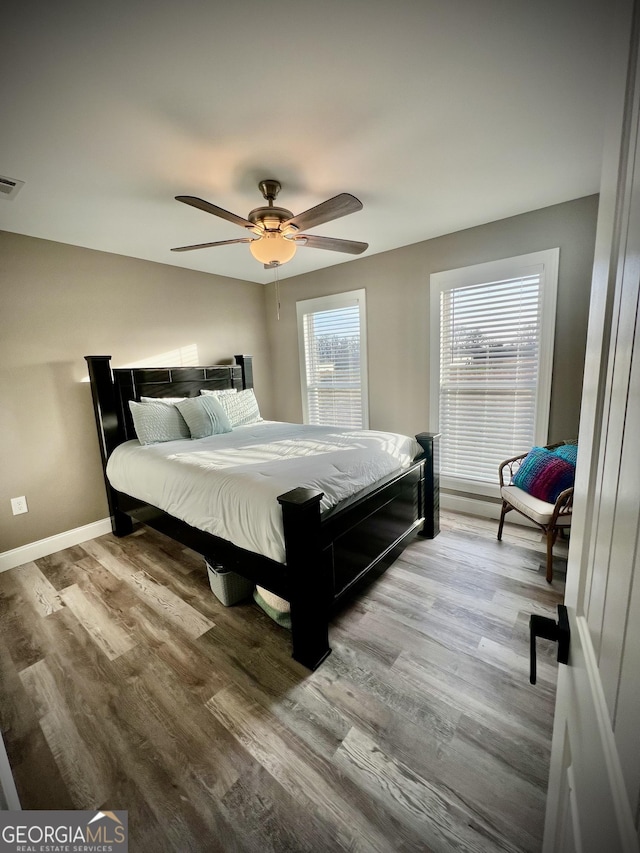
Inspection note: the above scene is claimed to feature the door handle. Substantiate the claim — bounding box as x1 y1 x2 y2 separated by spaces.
529 604 570 685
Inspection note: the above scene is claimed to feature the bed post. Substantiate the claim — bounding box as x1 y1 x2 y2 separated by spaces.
85 356 133 537
416 432 440 538
234 354 254 389
278 487 331 670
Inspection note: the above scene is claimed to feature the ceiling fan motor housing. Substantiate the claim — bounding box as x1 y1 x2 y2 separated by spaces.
247 206 295 232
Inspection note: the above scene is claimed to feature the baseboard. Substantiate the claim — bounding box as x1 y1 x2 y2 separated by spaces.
0 518 112 573
441 492 538 528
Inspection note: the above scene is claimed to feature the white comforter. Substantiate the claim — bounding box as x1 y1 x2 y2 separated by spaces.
106 421 420 563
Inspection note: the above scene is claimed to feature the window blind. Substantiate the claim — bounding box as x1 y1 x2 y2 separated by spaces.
302 303 364 427
439 274 542 484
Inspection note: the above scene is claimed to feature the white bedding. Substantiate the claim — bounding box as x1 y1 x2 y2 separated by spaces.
106 421 421 563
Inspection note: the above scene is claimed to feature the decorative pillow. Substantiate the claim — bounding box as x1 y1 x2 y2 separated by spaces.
200 388 238 397
129 400 190 445
552 443 578 466
512 447 575 503
175 395 232 439
218 388 262 428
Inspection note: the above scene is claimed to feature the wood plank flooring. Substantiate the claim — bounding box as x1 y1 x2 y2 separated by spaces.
0 512 566 852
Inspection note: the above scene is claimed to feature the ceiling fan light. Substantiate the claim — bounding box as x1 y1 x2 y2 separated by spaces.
249 233 297 265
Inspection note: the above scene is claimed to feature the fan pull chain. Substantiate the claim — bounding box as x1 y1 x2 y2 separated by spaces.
274 264 281 321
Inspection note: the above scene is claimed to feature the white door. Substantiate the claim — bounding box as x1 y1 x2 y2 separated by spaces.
543 1 640 850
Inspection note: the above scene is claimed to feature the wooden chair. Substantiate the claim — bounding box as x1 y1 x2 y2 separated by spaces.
497 442 574 583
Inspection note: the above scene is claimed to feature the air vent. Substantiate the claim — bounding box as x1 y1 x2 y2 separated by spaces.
0 175 25 200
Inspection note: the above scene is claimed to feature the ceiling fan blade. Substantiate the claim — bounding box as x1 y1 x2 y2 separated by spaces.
296 234 368 255
171 238 254 252
175 195 254 229
282 193 363 232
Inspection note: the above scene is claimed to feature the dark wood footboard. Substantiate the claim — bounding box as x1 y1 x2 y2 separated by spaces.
85 355 439 670
279 459 428 669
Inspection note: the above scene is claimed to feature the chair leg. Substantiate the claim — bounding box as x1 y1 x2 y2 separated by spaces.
497 501 510 541
545 528 558 583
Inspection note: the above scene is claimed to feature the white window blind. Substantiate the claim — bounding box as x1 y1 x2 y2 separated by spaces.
430 250 558 494
297 290 369 428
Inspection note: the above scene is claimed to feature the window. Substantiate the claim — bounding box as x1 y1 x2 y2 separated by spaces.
297 289 369 428
430 249 559 496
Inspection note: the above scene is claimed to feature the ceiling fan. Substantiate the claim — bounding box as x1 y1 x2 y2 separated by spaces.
171 179 368 268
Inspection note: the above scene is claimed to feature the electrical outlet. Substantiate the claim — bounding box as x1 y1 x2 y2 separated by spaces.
10 496 28 515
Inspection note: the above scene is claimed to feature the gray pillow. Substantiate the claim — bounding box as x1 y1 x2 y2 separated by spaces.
129 400 191 445
176 395 232 439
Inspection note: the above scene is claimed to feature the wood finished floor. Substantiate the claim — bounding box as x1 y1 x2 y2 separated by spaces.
0 512 566 853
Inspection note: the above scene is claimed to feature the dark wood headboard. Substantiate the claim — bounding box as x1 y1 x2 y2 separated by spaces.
85 354 254 464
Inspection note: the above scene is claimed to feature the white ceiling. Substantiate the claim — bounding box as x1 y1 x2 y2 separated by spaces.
1 0 613 284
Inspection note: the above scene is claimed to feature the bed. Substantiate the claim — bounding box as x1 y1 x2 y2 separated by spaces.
85 354 440 670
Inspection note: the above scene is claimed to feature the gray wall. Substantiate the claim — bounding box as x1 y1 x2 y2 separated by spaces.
268 195 599 444
0 232 272 552
1 194 598 552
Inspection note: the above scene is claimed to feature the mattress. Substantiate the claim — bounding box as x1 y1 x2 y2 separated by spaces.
106 421 421 563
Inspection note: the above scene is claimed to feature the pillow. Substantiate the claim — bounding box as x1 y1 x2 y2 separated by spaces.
552 443 578 466
140 396 186 405
253 586 291 630
512 447 575 503
175 395 232 439
129 400 190 445
218 388 262 428
200 388 238 397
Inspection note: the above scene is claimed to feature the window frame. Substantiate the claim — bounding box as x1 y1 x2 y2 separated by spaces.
429 248 559 498
296 289 369 429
